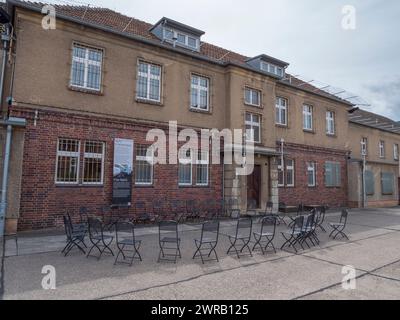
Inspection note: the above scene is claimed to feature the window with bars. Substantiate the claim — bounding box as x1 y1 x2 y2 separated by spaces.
70 44 103 91
56 139 80 184
179 149 192 186
135 145 154 185
83 141 105 184
286 159 295 187
190 75 209 111
381 172 394 195
196 151 209 186
393 144 399 161
307 162 316 187
325 161 341 187
244 87 261 107
303 105 313 131
379 140 385 158
245 112 261 143
361 137 368 156
326 111 335 135
136 61 162 102
276 97 287 126
277 157 284 187
365 170 375 195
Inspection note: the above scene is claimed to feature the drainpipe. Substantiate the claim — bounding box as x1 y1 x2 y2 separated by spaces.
362 154 367 208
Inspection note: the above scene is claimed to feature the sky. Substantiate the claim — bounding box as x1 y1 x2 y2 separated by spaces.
49 0 400 120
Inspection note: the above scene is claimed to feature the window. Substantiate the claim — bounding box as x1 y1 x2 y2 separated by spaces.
177 33 186 44
361 137 368 156
276 97 287 126
365 170 375 196
394 144 399 160
379 141 385 158
163 28 199 50
190 75 209 111
195 151 209 186
307 162 316 187
137 61 162 102
277 157 284 187
70 44 103 91
83 141 105 184
56 139 80 184
326 111 335 135
286 159 295 187
261 62 284 77
179 150 192 186
325 161 341 187
245 112 261 143
188 37 197 48
164 28 174 40
244 87 261 107
135 145 154 185
381 172 394 195
303 105 313 131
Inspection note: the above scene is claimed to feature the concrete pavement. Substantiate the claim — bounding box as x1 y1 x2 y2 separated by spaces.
2 208 400 300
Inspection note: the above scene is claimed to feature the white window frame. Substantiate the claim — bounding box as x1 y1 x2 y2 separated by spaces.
307 162 316 187
55 139 80 185
277 157 284 187
190 74 210 111
244 87 261 107
135 145 154 186
326 111 335 135
303 104 313 131
163 28 199 50
394 144 399 161
361 137 368 156
261 62 283 77
136 61 162 103
82 141 105 185
286 159 295 187
379 140 385 158
70 44 103 91
178 150 193 186
195 151 209 186
276 97 288 126
245 112 261 143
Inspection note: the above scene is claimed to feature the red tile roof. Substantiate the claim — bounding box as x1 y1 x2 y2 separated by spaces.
7 0 353 105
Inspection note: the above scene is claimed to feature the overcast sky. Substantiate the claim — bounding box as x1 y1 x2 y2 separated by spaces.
51 0 400 120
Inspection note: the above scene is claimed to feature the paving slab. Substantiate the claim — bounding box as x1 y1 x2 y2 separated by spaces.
301 274 400 300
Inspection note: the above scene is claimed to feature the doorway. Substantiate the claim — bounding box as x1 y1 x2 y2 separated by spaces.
247 165 261 209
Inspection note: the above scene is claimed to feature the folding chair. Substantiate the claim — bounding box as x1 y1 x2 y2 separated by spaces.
87 218 114 260
252 216 277 254
66 211 87 234
158 221 182 263
300 212 319 248
186 199 201 222
288 203 304 227
114 221 142 266
329 209 349 240
170 200 185 223
230 209 241 220
153 200 165 222
62 215 86 257
281 215 304 253
227 218 253 258
316 206 327 232
193 220 220 264
135 201 152 224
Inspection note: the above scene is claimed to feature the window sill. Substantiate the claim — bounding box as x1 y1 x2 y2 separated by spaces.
179 184 210 188
303 129 315 134
69 86 103 96
134 184 154 188
136 98 163 106
55 184 104 188
275 124 288 128
326 133 337 138
244 102 262 109
189 108 211 115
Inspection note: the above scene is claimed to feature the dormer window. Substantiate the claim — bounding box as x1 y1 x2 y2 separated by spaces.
261 62 284 77
246 54 289 79
151 17 204 52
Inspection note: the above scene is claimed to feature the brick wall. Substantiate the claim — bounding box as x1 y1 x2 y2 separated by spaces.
11 107 223 231
277 142 349 208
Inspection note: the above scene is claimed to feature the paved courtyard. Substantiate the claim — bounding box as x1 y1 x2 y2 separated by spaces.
1 207 400 300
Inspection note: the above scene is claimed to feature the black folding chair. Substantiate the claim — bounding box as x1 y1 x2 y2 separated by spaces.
186 199 201 222
300 211 319 248
329 209 349 240
87 218 114 260
114 221 142 266
193 220 220 264
158 221 182 263
230 209 241 220
135 201 152 224
288 203 304 227
62 215 86 256
281 215 304 253
316 206 327 232
66 212 88 234
171 200 185 223
153 200 165 222
227 218 253 258
252 216 277 254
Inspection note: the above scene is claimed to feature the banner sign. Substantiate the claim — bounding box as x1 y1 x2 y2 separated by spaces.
112 138 134 206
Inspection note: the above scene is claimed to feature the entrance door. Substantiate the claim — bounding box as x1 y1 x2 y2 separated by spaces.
247 165 261 209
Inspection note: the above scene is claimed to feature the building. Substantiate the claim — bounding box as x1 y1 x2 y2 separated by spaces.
0 0 398 232
348 109 400 208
